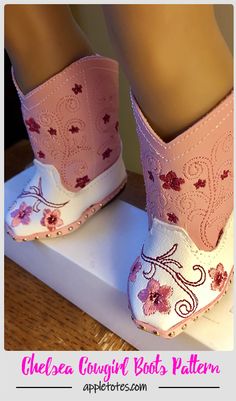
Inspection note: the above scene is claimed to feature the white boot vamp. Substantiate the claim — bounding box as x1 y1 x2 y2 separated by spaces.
6 153 127 240
128 212 233 336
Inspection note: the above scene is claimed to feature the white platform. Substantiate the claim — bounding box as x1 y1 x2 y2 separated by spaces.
4 167 234 351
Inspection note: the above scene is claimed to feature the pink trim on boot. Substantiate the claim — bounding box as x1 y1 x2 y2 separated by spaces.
131 90 233 251
12 55 121 192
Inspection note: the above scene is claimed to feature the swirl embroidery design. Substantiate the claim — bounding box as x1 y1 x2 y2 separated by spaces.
141 244 206 318
19 177 69 213
141 128 233 250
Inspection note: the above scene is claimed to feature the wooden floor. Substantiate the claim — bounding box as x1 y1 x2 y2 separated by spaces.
5 140 146 351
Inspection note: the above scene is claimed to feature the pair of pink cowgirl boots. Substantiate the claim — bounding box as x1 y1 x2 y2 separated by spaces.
5 55 233 338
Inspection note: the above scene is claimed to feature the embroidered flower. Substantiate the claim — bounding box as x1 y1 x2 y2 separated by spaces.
69 125 79 134
221 170 230 180
129 257 142 282
40 209 64 232
148 171 154 182
48 128 57 136
10 202 33 227
167 212 179 224
194 179 206 189
102 148 113 160
159 171 185 191
37 151 45 159
138 278 173 316
75 175 90 189
208 263 228 291
115 121 119 131
103 113 110 124
25 118 40 133
72 83 82 94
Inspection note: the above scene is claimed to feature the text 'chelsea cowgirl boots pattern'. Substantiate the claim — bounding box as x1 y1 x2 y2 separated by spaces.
128 89 234 338
5 55 127 241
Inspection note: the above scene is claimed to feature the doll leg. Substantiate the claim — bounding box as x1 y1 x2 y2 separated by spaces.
103 4 233 141
5 4 93 94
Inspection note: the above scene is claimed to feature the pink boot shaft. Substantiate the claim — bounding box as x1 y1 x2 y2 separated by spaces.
12 55 121 192
131 90 233 251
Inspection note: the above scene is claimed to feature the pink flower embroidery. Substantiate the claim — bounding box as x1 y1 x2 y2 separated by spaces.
115 121 119 131
72 83 82 94
48 128 57 136
10 202 33 227
159 171 185 191
25 118 40 133
75 175 90 189
103 113 110 124
129 257 142 282
194 179 206 189
138 278 173 316
148 171 154 182
221 170 230 180
37 151 45 159
167 212 179 224
69 125 79 134
40 209 64 232
102 148 112 160
208 263 228 291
